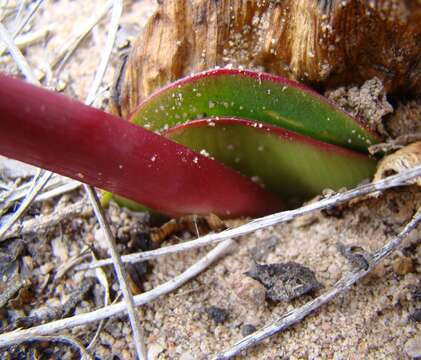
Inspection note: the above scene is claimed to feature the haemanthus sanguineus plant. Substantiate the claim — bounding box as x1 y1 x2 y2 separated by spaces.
0 73 281 218
0 69 379 217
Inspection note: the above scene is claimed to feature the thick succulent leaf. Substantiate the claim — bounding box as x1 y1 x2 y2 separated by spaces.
0 73 282 218
130 69 380 152
164 118 377 201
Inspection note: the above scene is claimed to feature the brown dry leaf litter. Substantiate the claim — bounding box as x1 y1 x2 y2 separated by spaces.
0 1 421 359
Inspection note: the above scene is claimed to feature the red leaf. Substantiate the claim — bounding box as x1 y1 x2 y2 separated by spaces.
0 74 282 217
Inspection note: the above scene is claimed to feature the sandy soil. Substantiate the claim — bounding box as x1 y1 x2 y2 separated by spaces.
0 1 420 359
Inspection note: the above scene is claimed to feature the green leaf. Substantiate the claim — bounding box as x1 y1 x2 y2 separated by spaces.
130 69 379 152
164 118 377 201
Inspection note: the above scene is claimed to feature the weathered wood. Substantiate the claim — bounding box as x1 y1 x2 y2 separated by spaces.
113 0 421 118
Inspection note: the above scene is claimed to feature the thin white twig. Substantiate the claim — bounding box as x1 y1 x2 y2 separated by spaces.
11 0 44 39
0 21 37 82
32 180 81 202
49 0 112 71
77 166 421 270
0 239 234 348
86 0 122 105
0 0 45 57
13 0 26 27
84 185 147 360
0 170 52 241
54 247 92 281
2 199 90 240
0 25 52 54
87 250 111 350
213 207 421 359
3 177 80 205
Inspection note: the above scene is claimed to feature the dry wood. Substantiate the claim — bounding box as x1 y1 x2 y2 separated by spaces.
113 0 421 118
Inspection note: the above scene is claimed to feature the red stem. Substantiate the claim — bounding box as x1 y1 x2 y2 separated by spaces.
0 74 282 217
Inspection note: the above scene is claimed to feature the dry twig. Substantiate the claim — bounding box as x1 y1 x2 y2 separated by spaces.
1 176 75 204
213 207 421 359
0 170 52 241
78 166 421 270
2 199 90 240
0 239 235 347
86 251 111 350
0 21 37 81
86 0 122 104
54 247 92 280
0 0 45 56
85 185 147 360
0 25 52 54
369 133 421 154
49 0 112 72
0 279 24 308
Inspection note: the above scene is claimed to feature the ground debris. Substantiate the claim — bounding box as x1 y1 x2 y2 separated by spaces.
0 239 25 273
149 214 226 247
326 77 393 137
241 324 257 336
392 256 415 275
245 262 322 302
0 279 25 309
336 242 372 270
4 277 95 332
385 100 421 138
205 306 228 325
369 133 421 155
409 281 421 301
409 308 421 322
249 235 279 262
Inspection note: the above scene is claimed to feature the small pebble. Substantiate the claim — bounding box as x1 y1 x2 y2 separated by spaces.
392 256 415 275
241 324 257 336
205 306 228 324
231 274 266 307
40 200 54 215
362 263 386 285
409 308 421 322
